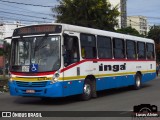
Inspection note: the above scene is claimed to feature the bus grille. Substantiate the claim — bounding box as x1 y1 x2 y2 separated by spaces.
16 81 47 87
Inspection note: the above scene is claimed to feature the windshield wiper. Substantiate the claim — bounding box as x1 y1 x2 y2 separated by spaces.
34 34 48 52
20 36 29 52
32 34 49 58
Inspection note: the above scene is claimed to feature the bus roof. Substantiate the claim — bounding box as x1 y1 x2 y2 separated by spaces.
14 23 154 43
60 23 154 43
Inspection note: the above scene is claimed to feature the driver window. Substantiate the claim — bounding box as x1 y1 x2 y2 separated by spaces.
64 36 79 66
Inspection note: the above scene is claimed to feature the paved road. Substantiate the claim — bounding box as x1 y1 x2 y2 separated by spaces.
0 77 160 120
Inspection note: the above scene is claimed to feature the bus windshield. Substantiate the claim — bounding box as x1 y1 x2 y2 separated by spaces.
10 35 60 72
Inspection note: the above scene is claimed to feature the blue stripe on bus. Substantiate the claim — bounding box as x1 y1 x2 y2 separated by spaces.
9 81 64 97
96 72 156 91
8 72 156 97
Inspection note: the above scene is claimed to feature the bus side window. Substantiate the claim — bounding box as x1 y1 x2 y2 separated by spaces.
81 47 85 58
126 40 136 59
113 38 125 59
146 43 155 60
137 42 146 59
97 35 112 59
80 33 97 59
63 36 79 66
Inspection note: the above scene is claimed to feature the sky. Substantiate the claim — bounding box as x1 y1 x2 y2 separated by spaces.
0 0 160 25
127 0 160 25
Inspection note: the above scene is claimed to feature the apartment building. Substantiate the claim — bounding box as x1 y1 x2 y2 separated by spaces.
0 22 25 43
127 16 148 35
0 22 25 68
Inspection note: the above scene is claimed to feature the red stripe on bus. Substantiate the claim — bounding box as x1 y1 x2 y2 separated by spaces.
10 71 56 76
60 59 155 72
10 59 155 76
60 60 86 73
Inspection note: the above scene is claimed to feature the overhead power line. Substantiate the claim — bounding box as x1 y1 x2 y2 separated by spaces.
128 15 160 20
0 16 50 23
0 0 54 8
0 10 54 20
0 2 54 16
0 7 52 17
147 16 160 20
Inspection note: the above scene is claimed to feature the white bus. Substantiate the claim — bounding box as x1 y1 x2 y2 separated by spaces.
9 23 156 100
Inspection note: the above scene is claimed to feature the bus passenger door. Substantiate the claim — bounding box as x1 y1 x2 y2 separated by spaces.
62 32 82 96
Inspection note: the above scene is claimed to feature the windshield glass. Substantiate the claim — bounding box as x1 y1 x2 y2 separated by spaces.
10 36 60 72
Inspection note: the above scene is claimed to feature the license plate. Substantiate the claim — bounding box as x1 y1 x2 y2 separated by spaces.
26 90 35 93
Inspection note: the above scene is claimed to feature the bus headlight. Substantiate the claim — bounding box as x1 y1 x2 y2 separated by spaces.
9 78 13 82
51 73 60 84
9 73 13 82
55 73 60 78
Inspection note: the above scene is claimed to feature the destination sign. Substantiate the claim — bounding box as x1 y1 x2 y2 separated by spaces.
13 25 62 36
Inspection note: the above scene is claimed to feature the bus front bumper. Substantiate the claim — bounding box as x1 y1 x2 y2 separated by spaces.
8 81 64 98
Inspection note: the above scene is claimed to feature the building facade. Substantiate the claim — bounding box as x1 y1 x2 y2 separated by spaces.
0 22 25 69
0 22 25 43
108 0 127 29
127 16 148 35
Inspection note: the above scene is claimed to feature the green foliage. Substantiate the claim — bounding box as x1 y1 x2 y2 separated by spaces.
116 27 143 37
147 25 160 44
4 42 11 59
147 25 160 61
0 48 4 56
53 0 120 31
0 42 11 58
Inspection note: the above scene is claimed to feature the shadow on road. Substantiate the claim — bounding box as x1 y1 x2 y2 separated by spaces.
13 95 80 105
13 84 151 105
97 84 151 98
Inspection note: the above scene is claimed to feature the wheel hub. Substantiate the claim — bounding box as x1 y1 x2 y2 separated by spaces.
136 77 140 87
84 84 91 96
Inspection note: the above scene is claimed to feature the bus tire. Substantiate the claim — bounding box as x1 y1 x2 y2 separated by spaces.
81 79 92 101
134 73 141 90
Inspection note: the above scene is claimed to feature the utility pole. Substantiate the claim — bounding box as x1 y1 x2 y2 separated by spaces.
3 40 6 79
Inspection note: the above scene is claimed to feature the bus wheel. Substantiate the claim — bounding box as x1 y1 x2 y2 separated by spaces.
134 73 141 90
81 79 92 101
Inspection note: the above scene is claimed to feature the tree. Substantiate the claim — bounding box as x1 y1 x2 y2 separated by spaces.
0 42 10 56
0 42 11 62
53 0 120 31
147 25 160 61
0 41 11 75
0 48 3 56
116 26 143 37
148 25 160 44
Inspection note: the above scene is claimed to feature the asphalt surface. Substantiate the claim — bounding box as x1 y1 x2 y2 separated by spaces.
0 77 160 120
